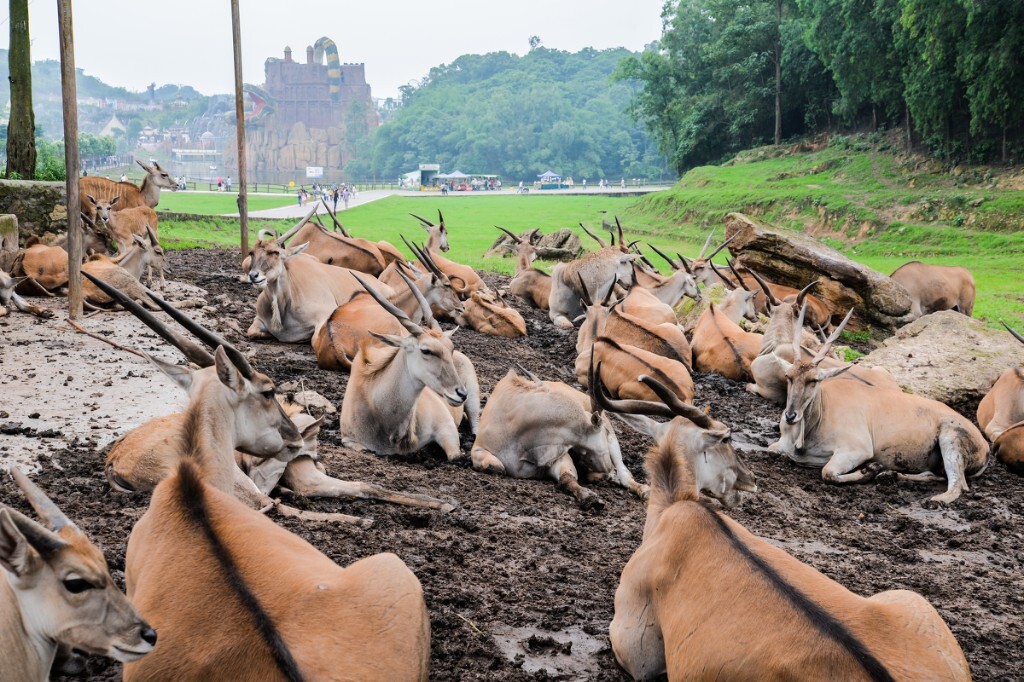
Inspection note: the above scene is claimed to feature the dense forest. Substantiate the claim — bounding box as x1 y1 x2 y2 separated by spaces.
618 0 1024 173
344 46 669 182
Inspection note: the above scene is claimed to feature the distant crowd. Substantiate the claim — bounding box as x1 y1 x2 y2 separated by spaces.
297 183 355 211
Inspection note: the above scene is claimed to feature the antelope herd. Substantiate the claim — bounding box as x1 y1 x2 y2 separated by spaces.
4 185 1023 680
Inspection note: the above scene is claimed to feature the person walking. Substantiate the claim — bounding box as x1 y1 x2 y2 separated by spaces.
332 188 339 212
342 187 351 209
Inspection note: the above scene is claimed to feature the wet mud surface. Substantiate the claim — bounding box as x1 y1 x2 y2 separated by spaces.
2 248 1022 680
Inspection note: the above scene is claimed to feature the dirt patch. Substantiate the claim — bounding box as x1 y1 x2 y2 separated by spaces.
1 248 1021 681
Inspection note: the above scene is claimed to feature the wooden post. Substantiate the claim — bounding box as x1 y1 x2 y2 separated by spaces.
57 0 82 320
230 0 248 259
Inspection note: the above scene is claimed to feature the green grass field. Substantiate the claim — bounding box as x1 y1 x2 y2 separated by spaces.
159 139 1024 328
155 192 295 215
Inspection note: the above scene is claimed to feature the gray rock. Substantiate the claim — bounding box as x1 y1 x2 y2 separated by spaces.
0 180 67 239
860 311 1024 404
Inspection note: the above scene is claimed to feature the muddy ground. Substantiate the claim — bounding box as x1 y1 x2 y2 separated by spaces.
1 248 1022 681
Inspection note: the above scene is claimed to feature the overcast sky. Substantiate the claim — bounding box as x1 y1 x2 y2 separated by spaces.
2 0 665 100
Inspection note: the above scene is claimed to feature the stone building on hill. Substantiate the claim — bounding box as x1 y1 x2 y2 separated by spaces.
223 37 379 183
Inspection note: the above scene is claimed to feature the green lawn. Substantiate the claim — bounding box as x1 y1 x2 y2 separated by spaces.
159 147 1024 328
155 192 295 215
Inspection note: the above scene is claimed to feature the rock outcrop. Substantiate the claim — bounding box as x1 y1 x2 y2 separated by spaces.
859 311 1024 404
724 212 912 329
484 228 582 261
0 180 67 239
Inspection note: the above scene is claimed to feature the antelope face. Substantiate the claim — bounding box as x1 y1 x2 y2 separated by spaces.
145 227 169 277
139 160 179 191
86 195 118 223
426 274 465 317
613 254 636 288
0 512 156 663
725 287 758 322
247 239 308 286
672 421 757 508
405 329 467 406
230 369 304 460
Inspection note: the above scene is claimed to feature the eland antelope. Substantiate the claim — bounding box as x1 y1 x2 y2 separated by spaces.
495 226 551 310
891 261 975 320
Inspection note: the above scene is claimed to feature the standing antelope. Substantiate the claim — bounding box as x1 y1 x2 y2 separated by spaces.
891 261 976 320
495 226 551 310
79 160 178 220
771 309 988 503
1 468 156 681
245 235 393 342
340 274 481 460
471 366 648 508
608 423 968 680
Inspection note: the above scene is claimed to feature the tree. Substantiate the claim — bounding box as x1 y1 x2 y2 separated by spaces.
528 36 542 51
6 0 36 179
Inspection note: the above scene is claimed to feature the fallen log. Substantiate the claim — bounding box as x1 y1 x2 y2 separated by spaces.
723 212 912 329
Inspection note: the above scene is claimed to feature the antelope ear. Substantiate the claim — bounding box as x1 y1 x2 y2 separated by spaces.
145 353 195 392
368 330 404 347
0 509 65 577
86 194 98 206
133 234 147 247
611 413 666 440
776 356 793 374
109 195 120 207
443 327 459 339
214 346 243 392
300 416 327 440
818 364 854 381
136 160 152 172
286 242 310 258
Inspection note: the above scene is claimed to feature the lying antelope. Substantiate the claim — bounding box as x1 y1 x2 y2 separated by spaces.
976 321 1024 442
0 269 53 318
340 274 481 460
748 288 899 404
689 276 761 380
411 211 487 294
123 454 430 680
495 226 551 309
288 220 387 275
313 261 464 370
991 421 1024 475
245 235 393 342
457 289 527 337
16 238 70 292
891 261 976 320
88 273 454 516
82 228 165 310
1 468 155 681
319 201 407 267
549 247 635 329
771 309 988 503
471 366 648 508
609 423 968 680
684 229 734 287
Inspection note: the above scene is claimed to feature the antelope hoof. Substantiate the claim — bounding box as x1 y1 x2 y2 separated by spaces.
579 493 605 511
439 501 458 513
928 489 964 505
633 483 651 501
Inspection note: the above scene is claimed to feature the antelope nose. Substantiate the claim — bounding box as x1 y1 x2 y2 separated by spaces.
248 271 259 281
785 411 797 424
455 387 468 401
140 626 158 646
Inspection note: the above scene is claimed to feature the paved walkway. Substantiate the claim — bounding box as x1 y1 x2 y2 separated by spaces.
231 185 672 220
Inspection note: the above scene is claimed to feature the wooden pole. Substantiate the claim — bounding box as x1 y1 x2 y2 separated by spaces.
57 0 82 320
230 0 249 259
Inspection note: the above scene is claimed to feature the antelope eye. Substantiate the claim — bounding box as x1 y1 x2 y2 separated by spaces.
420 349 434 357
262 390 275 399
63 578 96 594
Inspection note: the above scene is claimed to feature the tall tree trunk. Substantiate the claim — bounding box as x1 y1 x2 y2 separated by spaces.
904 101 911 151
6 0 36 179
1002 124 1008 164
774 0 782 145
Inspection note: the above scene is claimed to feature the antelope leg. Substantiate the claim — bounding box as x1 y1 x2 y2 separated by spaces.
897 471 945 483
930 424 972 504
26 277 57 296
280 457 457 512
552 452 604 510
11 292 55 317
821 450 878 484
273 503 373 528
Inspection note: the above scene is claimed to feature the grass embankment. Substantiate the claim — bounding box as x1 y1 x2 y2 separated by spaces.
159 136 1024 326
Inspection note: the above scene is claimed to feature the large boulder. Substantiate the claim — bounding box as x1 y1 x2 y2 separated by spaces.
724 212 912 329
0 180 68 238
859 311 1024 404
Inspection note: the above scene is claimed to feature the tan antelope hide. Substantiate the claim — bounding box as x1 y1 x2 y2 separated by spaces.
976 321 1024 442
609 432 969 680
471 366 648 508
123 459 430 681
1 468 155 681
771 309 989 503
340 273 481 460
495 226 551 310
891 261 976 320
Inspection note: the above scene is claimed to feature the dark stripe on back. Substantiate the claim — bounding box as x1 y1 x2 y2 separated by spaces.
611 309 686 365
175 414 305 682
597 336 687 401
699 502 895 681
